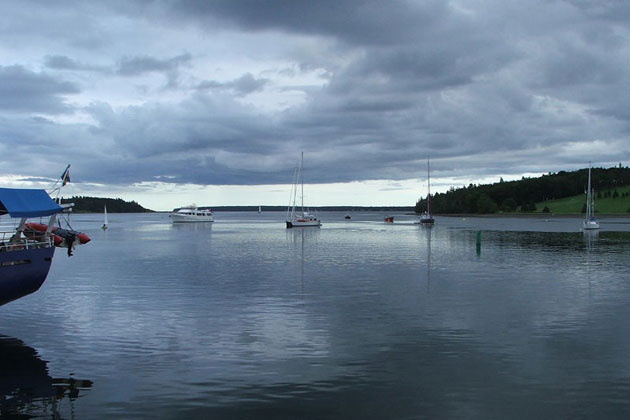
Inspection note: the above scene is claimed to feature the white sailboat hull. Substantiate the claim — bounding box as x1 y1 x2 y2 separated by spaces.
287 220 321 228
287 221 321 228
583 220 600 230
286 213 321 228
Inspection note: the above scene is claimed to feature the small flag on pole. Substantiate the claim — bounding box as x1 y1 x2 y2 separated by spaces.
60 165 71 186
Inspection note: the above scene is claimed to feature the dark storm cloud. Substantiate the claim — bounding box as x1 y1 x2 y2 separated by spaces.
76 95 293 185
172 0 447 46
0 65 79 114
0 114 101 182
148 0 538 178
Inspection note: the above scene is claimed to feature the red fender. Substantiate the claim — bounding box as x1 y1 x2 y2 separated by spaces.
24 223 64 246
24 222 90 246
76 232 91 244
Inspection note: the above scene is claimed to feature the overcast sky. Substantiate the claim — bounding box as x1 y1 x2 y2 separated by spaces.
1 0 629 210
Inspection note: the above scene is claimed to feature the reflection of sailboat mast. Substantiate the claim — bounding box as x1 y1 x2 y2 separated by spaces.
584 230 598 297
426 227 432 292
300 228 304 294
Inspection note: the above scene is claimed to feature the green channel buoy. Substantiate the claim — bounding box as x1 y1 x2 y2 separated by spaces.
476 230 481 254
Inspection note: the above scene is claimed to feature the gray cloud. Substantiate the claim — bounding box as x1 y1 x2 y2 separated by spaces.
117 53 192 76
116 53 192 88
228 73 269 95
1 0 630 195
170 0 450 47
0 65 79 114
44 55 109 73
198 73 269 96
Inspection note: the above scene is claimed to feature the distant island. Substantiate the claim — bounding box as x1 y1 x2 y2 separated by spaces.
416 164 630 215
61 196 153 213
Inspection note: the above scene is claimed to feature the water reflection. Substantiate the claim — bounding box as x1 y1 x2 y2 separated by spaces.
287 228 321 292
583 229 599 250
170 222 214 232
421 226 432 292
6 214 630 418
0 335 93 418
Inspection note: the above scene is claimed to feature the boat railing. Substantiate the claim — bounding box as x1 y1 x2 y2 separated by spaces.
0 230 54 252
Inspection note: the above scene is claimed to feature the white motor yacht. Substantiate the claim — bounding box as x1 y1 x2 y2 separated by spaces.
170 207 214 223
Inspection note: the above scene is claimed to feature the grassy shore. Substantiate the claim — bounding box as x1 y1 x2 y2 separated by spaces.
437 185 630 216
534 185 630 214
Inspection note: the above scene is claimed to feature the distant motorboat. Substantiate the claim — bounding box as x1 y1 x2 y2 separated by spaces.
582 163 599 230
384 216 394 223
170 206 214 223
344 213 351 220
286 152 321 228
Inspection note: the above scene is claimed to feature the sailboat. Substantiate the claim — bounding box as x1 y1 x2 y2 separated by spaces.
101 205 108 230
258 205 262 213
286 152 321 228
583 163 600 230
419 158 435 226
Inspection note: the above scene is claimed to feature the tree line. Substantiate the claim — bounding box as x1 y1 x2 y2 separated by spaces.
415 165 630 214
61 196 152 213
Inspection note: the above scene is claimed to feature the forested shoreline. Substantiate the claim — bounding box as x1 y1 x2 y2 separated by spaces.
61 196 152 213
415 165 630 214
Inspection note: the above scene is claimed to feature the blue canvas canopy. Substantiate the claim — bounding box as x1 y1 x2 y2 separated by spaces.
0 188 63 218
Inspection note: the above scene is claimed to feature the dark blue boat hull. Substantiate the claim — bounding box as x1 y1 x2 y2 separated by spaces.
0 247 55 306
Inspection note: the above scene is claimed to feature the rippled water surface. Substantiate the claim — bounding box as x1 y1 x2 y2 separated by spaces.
2 212 630 419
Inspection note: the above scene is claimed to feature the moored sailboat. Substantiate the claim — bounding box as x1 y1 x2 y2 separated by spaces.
583 163 599 230
418 158 435 226
286 152 321 228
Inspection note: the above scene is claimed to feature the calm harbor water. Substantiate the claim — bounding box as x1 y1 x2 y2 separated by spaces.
2 212 630 419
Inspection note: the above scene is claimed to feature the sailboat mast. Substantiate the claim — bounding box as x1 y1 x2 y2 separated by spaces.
586 163 592 219
287 167 298 219
301 151 304 214
427 158 431 214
